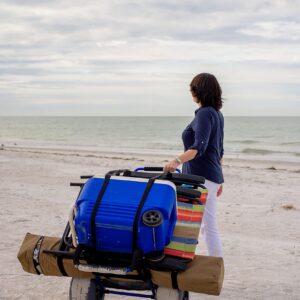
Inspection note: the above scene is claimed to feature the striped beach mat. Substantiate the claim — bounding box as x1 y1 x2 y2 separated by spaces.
165 186 207 259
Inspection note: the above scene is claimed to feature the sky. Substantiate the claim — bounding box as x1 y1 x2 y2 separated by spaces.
0 0 300 116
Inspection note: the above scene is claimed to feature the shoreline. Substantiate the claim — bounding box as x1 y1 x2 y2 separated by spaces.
2 144 300 172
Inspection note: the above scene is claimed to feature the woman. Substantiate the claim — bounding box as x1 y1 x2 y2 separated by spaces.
164 72 224 258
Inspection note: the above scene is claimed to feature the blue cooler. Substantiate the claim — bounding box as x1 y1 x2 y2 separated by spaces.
74 176 177 255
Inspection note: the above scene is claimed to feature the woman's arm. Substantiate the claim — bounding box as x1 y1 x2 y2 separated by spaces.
163 149 198 172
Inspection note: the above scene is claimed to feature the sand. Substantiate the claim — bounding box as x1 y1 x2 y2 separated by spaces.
0 146 300 300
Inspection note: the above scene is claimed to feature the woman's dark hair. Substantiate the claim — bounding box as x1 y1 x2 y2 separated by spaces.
190 73 223 110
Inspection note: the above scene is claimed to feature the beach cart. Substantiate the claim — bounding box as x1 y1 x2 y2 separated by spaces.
64 167 204 300
17 167 225 298
40 167 207 299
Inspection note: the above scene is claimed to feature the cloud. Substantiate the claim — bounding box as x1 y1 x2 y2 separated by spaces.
238 21 300 41
97 40 127 47
0 0 299 116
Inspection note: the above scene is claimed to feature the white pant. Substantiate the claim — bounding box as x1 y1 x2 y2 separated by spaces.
201 179 223 257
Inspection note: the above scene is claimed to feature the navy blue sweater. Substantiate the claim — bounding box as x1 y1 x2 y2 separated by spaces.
182 106 224 184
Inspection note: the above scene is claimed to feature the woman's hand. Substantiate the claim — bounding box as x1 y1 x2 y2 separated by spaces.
163 159 180 173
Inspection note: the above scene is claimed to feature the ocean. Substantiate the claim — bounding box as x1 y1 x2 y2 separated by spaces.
0 116 300 162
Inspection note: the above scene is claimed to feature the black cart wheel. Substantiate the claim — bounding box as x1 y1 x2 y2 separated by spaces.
69 278 105 300
142 210 163 227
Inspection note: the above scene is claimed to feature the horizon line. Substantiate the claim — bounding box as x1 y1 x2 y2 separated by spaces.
0 115 300 117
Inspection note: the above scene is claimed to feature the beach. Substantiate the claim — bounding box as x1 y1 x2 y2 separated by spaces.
0 146 300 300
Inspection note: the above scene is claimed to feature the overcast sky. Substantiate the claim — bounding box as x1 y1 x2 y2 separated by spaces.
0 0 299 116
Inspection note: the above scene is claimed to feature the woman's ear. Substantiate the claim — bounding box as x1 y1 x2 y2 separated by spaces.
192 96 201 105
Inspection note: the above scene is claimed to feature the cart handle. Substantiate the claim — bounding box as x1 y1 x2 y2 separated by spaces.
135 167 181 173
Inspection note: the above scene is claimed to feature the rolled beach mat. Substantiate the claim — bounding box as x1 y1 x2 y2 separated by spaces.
17 233 93 279
17 233 224 295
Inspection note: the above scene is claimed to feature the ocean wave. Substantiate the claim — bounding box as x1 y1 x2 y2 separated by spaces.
280 141 300 146
242 148 275 155
255 135 274 138
242 148 300 157
229 140 258 144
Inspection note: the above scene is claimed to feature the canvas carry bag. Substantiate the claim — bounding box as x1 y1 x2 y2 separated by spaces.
17 233 224 295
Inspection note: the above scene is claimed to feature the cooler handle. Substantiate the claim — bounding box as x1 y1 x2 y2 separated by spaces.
135 167 181 173
106 169 131 176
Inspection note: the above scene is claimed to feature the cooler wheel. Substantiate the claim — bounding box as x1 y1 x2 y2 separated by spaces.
142 210 163 227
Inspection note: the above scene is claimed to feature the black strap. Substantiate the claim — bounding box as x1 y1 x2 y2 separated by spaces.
57 257 68 276
91 174 111 250
171 271 179 289
131 172 169 253
132 178 156 252
130 249 143 271
101 273 144 280
57 223 70 276
73 244 85 266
